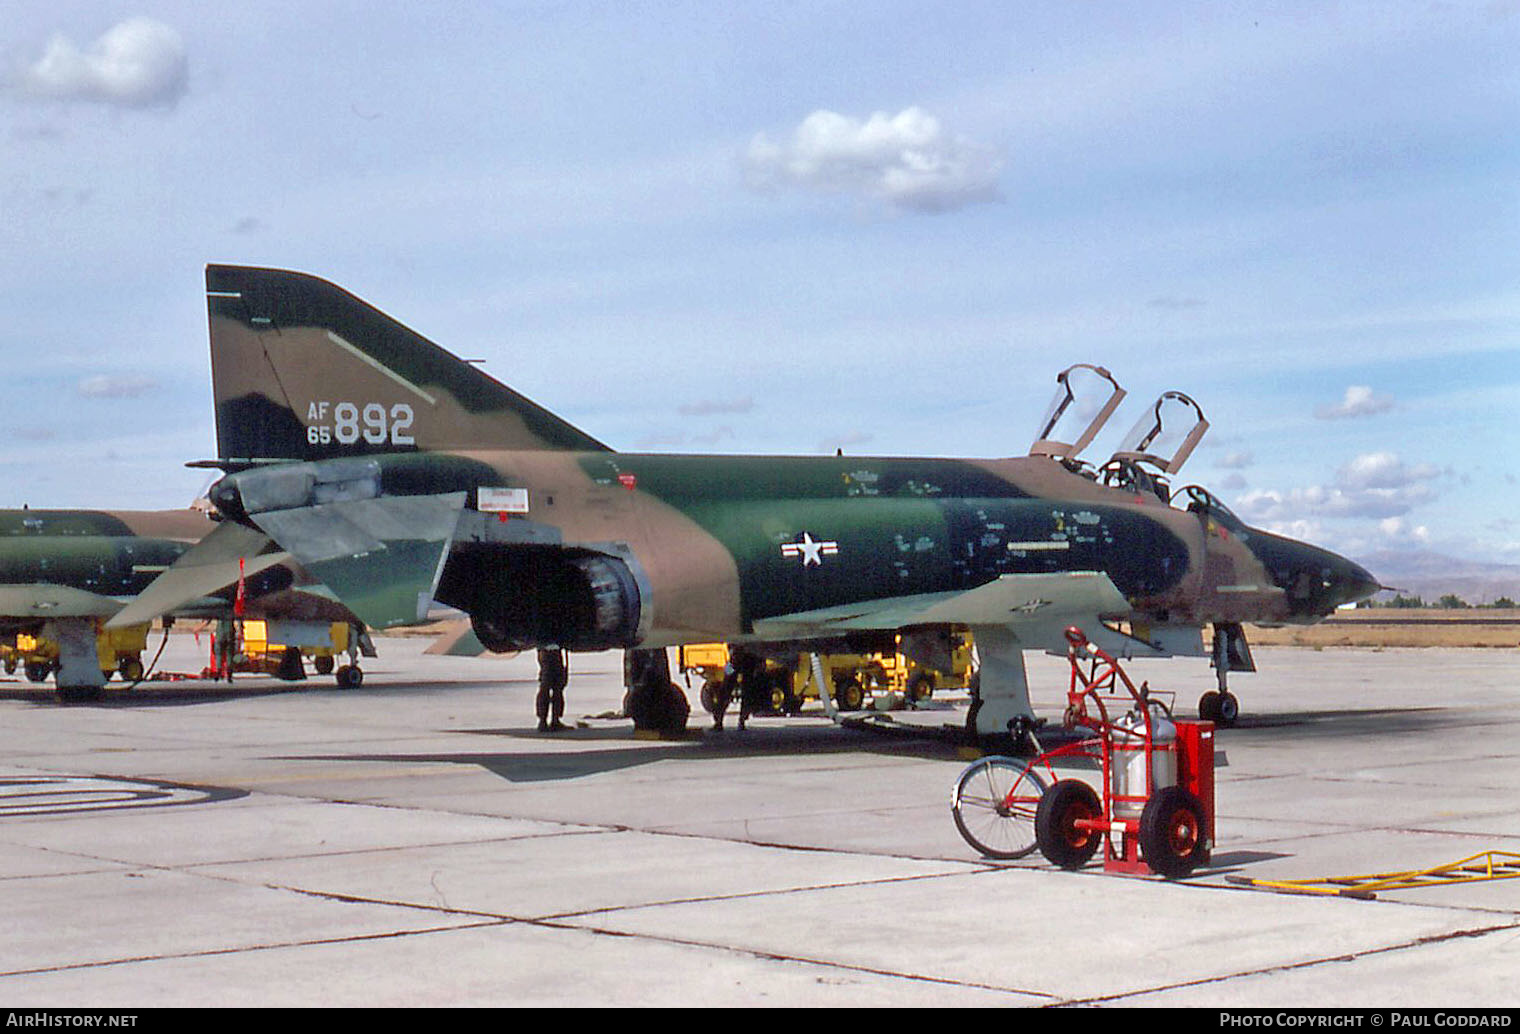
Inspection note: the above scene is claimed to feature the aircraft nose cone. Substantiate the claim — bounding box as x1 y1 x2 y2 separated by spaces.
1327 556 1381 610
1247 532 1381 619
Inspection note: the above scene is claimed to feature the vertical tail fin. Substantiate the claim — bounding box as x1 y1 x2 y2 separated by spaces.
206 264 609 464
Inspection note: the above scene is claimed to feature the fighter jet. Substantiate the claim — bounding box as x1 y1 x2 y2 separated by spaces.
3 504 374 700
114 265 1379 738
0 507 216 699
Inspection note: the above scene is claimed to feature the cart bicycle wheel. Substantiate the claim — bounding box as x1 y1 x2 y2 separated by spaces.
951 757 1049 859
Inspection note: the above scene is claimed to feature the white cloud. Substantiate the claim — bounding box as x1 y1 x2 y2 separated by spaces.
16 18 187 109
77 374 159 399
1337 451 1441 491
743 107 1002 213
1377 517 1431 547
1234 451 1443 523
1315 385 1394 420
677 396 753 417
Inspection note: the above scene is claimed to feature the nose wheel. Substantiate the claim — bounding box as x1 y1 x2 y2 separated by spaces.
1197 690 1239 726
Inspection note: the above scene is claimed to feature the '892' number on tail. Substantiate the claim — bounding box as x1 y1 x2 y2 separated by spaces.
306 402 416 446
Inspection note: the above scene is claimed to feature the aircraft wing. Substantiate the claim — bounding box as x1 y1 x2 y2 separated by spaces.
0 584 125 624
751 571 1144 656
106 520 292 629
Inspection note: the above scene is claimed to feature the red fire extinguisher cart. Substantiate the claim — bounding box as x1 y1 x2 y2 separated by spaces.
1032 627 1215 878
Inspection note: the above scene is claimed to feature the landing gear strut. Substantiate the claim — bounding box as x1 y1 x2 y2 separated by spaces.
1199 623 1252 726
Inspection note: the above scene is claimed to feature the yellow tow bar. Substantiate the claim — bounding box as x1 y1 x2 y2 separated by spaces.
1226 851 1520 900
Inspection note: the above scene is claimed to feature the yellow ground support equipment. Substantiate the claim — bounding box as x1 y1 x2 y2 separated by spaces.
1226 851 1520 900
679 633 976 716
233 619 364 687
2 622 150 684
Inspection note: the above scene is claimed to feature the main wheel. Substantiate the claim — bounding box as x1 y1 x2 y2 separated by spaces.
1139 785 1209 878
1035 779 1104 870
951 757 1048 859
906 671 935 703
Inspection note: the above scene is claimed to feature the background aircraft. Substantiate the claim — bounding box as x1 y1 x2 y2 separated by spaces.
3 504 370 700
116 265 1379 738
1 506 215 699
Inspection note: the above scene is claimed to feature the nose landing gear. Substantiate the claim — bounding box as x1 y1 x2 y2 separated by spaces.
1199 623 1253 727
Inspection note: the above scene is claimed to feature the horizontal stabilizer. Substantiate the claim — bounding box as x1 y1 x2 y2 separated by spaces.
250 493 467 630
423 619 493 657
107 520 290 628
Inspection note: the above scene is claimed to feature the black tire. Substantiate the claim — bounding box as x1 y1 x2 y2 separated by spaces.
835 677 864 711
313 655 335 676
951 757 1048 859
1139 785 1209 878
906 671 935 703
1198 691 1220 722
1216 692 1240 726
335 664 363 688
25 661 51 683
118 657 144 683
1035 779 1104 870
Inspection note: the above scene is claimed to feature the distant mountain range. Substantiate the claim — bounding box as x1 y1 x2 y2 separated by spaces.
1356 550 1520 605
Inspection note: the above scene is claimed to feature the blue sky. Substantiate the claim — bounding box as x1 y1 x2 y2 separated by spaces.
2 2 1517 571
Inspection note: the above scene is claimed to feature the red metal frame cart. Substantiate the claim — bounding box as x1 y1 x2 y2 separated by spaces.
950 626 1214 878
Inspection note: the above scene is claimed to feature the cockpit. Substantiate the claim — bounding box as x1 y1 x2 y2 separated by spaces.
1029 365 1217 513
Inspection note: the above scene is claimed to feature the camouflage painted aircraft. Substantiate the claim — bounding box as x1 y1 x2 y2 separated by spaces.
113 265 1380 737
0 507 216 699
3 505 369 700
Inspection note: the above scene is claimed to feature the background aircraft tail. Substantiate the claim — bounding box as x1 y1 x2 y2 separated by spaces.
205 264 610 464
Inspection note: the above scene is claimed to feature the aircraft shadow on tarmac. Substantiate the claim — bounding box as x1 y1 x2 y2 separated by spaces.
277 722 966 783
1221 705 1465 738
261 700 1478 786
0 677 538 708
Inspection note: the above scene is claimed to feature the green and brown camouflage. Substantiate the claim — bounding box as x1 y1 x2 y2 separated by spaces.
0 507 213 697
1 505 369 698
123 265 1379 736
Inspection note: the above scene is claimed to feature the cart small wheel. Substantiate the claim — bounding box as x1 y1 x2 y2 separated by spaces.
1139 785 1209 878
313 655 335 676
699 679 720 715
951 757 1049 859
25 661 52 683
335 664 364 688
1198 691 1220 722
1035 779 1103 870
118 657 144 683
2 656 15 675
